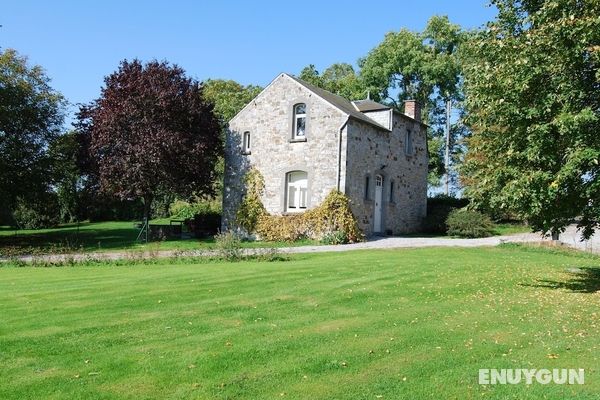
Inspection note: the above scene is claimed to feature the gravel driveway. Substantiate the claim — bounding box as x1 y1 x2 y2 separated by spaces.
3 230 573 264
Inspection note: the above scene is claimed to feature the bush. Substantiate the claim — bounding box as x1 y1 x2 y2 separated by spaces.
187 211 221 238
169 198 221 220
321 230 349 245
214 231 244 261
170 197 222 237
446 208 494 238
423 195 470 234
12 196 60 229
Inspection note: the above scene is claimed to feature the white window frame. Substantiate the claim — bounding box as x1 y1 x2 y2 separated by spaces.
242 131 251 154
286 171 308 212
293 103 307 139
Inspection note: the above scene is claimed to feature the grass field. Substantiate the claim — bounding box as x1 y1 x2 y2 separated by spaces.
1 245 599 399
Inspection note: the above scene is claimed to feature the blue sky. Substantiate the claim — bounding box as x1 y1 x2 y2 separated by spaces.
2 0 496 123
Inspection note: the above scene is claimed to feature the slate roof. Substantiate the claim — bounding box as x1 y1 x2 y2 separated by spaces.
285 74 389 131
351 99 391 112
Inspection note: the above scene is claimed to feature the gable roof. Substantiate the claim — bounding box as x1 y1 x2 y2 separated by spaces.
284 74 389 131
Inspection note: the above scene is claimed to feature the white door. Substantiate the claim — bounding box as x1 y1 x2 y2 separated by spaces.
374 175 383 233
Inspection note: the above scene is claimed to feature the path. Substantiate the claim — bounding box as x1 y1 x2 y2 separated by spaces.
1 230 569 264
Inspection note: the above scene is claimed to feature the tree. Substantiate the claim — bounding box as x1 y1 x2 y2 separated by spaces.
461 0 600 238
202 79 262 124
77 59 222 222
48 131 82 222
0 49 66 209
359 16 466 188
299 63 366 100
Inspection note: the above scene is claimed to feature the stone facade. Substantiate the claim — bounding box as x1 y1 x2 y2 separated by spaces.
344 114 428 234
222 73 428 236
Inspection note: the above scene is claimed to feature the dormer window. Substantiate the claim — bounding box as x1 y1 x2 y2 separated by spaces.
242 131 251 154
293 103 306 139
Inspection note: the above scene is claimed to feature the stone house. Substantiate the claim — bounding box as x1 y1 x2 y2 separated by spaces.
222 73 428 236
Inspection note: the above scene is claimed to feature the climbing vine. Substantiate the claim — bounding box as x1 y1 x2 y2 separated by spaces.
235 169 363 243
235 167 267 232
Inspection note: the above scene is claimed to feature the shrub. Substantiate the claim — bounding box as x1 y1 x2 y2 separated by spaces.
423 195 470 234
170 197 222 237
214 231 244 261
321 230 349 245
12 196 60 229
169 198 221 220
446 208 494 238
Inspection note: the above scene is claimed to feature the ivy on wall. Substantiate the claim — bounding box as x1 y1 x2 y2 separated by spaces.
235 167 267 233
235 168 363 243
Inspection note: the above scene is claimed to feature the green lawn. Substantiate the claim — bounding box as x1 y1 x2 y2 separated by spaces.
0 221 317 256
493 222 531 236
1 245 599 399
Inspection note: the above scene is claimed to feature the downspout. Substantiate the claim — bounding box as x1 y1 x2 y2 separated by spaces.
337 117 349 192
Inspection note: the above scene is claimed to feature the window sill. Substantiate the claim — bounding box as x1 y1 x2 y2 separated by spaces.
282 210 307 216
289 137 307 143
242 150 251 155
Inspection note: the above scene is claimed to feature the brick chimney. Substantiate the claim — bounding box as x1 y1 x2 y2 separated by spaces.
404 100 421 122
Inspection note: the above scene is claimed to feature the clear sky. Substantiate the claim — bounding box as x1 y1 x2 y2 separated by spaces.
2 0 496 123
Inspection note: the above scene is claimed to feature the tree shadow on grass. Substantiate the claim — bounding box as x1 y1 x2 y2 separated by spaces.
0 227 139 252
522 267 600 293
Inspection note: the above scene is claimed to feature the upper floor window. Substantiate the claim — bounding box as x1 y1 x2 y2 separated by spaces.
405 130 413 155
286 171 307 212
293 103 306 139
242 131 251 154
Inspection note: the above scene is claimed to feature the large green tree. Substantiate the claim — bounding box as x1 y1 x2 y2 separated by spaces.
359 16 466 187
0 49 66 209
299 63 366 100
202 79 262 124
461 0 600 238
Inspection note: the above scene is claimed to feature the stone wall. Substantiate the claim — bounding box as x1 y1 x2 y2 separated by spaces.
344 113 428 235
222 74 347 230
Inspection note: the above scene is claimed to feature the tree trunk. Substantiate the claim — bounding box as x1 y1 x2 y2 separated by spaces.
143 195 153 222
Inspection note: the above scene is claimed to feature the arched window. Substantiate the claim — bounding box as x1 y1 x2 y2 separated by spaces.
286 171 308 212
293 103 306 139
